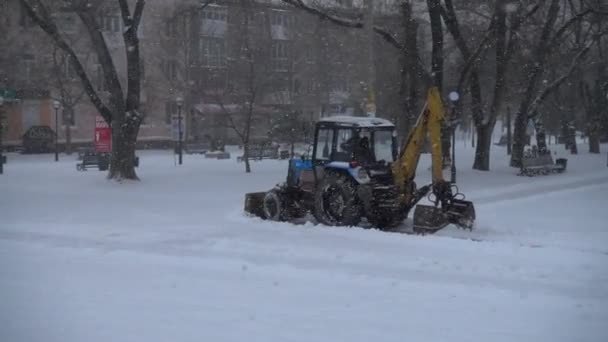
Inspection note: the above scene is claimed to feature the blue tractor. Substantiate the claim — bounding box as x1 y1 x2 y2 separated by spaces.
245 99 475 233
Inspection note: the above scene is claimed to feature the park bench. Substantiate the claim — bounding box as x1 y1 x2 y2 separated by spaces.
77 147 92 160
205 151 231 159
518 149 567 177
237 143 279 162
77 152 139 171
77 151 110 171
185 143 209 155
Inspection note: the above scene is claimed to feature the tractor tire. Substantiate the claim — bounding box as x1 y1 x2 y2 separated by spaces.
314 173 362 227
263 190 286 221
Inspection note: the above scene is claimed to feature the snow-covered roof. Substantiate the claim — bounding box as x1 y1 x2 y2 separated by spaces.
319 116 394 128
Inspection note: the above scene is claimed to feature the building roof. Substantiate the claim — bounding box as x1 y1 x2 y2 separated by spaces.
319 115 394 128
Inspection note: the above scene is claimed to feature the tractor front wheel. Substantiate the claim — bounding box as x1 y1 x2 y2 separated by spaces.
314 173 362 227
263 190 285 221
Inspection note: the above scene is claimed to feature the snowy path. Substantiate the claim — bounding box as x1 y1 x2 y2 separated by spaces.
1 145 607 341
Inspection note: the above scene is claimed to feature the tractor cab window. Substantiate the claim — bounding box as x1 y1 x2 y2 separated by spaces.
315 128 334 161
373 130 395 163
334 128 354 161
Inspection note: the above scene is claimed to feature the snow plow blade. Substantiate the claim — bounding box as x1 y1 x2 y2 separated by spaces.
412 199 475 234
244 192 267 219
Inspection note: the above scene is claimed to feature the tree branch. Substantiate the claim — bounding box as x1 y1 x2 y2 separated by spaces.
280 0 403 50
528 42 593 118
19 0 113 123
549 8 608 48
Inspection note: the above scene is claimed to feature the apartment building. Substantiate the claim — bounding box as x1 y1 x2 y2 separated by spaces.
0 0 401 148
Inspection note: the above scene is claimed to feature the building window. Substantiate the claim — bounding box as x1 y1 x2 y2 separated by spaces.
201 5 227 22
271 41 290 72
60 56 76 79
56 13 77 33
270 10 292 27
99 14 121 33
19 3 35 27
199 38 226 68
161 60 178 81
96 65 107 91
21 55 35 80
165 19 178 37
305 79 317 94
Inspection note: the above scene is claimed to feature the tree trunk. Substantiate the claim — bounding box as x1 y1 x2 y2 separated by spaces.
534 118 548 153
511 0 560 167
398 1 418 138
506 107 512 155
108 113 140 180
65 107 72 155
243 142 251 173
568 123 578 154
426 0 448 163
511 109 530 167
473 123 492 170
471 125 475 148
589 132 600 153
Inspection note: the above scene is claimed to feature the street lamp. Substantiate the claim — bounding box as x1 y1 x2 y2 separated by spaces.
0 95 4 175
176 96 183 165
53 100 61 162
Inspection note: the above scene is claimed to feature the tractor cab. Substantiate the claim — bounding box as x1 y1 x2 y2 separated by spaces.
287 116 398 189
312 116 398 167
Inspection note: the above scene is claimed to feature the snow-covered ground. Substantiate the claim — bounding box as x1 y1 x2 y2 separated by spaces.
1 142 607 342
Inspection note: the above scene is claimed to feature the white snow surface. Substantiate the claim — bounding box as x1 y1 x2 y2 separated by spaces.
1 142 608 342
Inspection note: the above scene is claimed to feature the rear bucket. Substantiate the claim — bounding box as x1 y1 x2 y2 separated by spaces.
446 199 476 229
244 192 267 219
413 205 449 234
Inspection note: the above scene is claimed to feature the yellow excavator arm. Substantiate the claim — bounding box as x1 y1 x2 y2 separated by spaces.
392 87 446 192
391 87 475 233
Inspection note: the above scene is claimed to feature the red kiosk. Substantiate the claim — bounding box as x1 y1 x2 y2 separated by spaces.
77 116 111 171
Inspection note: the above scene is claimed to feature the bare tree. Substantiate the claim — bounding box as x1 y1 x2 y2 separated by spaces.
215 0 276 173
50 46 89 155
21 0 145 180
510 0 607 167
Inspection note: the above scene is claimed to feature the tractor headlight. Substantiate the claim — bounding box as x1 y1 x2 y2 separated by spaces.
357 168 370 182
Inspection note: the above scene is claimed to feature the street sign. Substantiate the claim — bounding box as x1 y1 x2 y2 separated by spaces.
171 115 186 141
95 116 112 153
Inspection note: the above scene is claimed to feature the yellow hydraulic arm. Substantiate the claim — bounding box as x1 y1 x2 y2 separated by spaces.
392 87 475 232
391 87 447 194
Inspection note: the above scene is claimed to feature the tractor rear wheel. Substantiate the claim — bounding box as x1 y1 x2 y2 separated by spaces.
314 173 362 226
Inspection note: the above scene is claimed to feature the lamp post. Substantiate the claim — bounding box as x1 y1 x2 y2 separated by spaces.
53 100 61 162
0 96 4 175
448 91 460 184
176 96 183 165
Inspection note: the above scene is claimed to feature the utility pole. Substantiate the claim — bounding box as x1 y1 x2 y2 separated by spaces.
53 100 60 162
364 0 376 117
64 107 72 155
176 96 184 165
